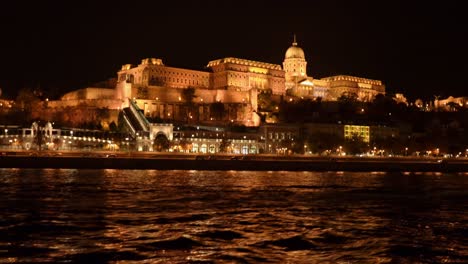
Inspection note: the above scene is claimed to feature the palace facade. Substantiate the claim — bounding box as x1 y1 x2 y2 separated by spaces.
282 37 385 101
60 37 386 126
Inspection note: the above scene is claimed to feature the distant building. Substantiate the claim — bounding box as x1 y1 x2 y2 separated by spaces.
393 93 408 105
434 96 468 111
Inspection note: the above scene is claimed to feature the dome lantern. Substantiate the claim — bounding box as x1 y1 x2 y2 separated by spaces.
285 34 305 59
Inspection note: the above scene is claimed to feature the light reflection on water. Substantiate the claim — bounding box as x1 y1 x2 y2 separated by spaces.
0 169 467 263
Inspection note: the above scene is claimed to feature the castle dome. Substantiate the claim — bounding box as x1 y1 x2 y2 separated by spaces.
285 37 305 59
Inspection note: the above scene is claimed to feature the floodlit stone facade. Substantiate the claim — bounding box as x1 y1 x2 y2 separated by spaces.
57 37 386 126
434 96 468 111
282 36 385 101
207 57 285 95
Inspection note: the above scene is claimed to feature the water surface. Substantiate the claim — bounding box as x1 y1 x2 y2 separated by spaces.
0 169 467 263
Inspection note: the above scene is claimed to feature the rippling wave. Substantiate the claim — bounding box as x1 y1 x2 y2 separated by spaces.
0 169 467 263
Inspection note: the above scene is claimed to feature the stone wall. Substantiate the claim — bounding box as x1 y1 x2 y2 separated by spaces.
47 99 122 109
61 88 116 100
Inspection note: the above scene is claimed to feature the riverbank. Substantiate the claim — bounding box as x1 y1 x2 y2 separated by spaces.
1 155 467 172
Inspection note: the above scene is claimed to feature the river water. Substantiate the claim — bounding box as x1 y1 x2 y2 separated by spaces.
0 169 467 263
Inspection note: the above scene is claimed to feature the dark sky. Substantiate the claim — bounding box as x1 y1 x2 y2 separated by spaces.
0 0 466 101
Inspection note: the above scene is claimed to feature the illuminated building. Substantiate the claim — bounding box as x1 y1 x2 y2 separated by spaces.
58 37 386 127
283 36 385 101
434 96 468 111
344 125 370 143
172 126 261 154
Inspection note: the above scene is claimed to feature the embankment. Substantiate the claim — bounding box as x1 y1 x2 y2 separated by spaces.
1 156 467 172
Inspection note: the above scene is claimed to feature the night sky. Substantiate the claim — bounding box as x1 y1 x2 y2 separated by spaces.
0 0 466 101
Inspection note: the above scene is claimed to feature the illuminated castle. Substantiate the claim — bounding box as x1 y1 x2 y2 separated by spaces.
282 35 385 100
60 37 386 126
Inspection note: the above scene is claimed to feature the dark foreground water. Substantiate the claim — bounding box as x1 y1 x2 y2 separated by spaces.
0 169 467 263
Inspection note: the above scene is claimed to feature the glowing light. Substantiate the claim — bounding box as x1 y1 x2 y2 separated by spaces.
248 67 268 74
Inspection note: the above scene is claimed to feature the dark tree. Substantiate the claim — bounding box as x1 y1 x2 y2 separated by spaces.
181 87 197 105
307 132 343 155
35 128 44 151
109 121 118 131
337 92 359 118
257 89 274 111
137 86 149 99
179 139 191 152
15 88 41 123
181 87 197 123
96 107 110 121
153 134 170 152
219 138 231 153
210 102 225 121
343 134 368 155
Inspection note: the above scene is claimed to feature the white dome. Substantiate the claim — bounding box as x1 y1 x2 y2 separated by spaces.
285 42 305 59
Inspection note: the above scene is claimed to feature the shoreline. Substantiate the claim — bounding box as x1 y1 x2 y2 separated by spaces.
1 155 467 172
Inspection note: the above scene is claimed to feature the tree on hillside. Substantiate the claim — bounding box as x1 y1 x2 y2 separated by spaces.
181 87 196 104
181 87 197 123
96 107 110 121
16 88 41 112
257 89 274 111
370 93 398 118
137 86 149 99
337 92 358 117
210 102 225 121
13 88 42 124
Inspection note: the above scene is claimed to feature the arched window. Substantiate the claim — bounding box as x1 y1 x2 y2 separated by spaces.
233 145 240 154
192 143 199 153
242 145 249 155
209 145 216 153
200 144 207 153
250 145 257 154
